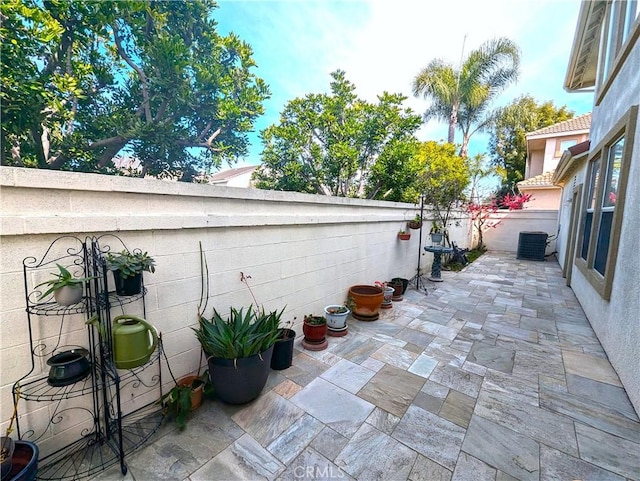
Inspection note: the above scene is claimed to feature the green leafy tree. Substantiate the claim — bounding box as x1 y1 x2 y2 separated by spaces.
488 95 574 191
253 70 422 199
1 0 270 180
412 37 520 158
411 141 470 244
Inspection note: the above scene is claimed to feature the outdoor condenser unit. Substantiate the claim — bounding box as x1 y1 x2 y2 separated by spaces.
517 231 548 261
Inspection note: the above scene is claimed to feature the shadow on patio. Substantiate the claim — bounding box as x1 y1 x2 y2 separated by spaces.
94 252 640 481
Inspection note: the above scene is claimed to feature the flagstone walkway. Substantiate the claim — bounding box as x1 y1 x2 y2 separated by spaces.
95 252 640 481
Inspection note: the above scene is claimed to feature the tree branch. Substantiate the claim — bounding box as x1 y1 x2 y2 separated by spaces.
111 22 152 123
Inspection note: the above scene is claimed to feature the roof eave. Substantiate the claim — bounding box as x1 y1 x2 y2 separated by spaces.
564 1 607 92
525 128 591 141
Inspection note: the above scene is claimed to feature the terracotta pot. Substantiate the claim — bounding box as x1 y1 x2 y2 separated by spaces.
303 318 327 343
348 285 384 321
408 220 422 230
177 375 203 411
398 233 411 240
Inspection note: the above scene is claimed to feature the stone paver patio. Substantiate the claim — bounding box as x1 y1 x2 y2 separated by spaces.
95 252 640 481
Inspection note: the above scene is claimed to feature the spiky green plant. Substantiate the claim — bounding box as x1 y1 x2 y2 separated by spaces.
193 305 283 359
34 263 96 300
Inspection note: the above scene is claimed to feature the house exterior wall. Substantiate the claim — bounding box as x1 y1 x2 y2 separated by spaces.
527 149 545 178
518 188 561 210
0 166 474 454
559 22 640 412
223 170 256 188
479 210 558 254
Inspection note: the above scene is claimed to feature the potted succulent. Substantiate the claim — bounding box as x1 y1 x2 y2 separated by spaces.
387 278 404 301
347 285 384 321
106 250 156 296
271 320 296 370
430 221 444 244
194 305 281 404
34 263 96 306
302 314 328 351
161 371 213 429
398 229 411 241
324 305 350 336
407 214 422 230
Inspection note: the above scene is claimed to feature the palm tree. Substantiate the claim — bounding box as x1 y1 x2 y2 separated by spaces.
412 37 520 157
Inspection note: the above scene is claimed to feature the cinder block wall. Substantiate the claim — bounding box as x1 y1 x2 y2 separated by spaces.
1 166 454 454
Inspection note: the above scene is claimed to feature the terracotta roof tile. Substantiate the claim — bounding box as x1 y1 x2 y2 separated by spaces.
518 170 556 188
526 113 591 137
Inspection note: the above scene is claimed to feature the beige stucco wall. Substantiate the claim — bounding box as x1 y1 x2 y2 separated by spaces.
0 166 475 455
564 34 640 413
519 187 561 210
480 210 558 254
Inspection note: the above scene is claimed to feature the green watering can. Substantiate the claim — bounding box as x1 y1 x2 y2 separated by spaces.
112 315 158 369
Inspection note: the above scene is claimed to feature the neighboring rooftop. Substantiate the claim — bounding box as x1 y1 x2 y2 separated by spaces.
208 165 258 184
526 113 592 137
518 170 556 188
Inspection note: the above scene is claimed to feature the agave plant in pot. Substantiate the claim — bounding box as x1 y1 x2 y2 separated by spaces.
106 250 156 296
193 305 282 404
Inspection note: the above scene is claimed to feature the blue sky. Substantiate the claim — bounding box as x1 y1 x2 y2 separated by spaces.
214 0 594 177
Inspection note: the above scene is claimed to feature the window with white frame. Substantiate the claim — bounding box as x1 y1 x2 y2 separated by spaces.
575 106 637 300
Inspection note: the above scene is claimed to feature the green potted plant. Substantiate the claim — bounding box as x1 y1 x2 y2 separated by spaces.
324 305 350 336
430 221 444 244
160 371 213 429
106 250 156 296
34 263 96 306
407 214 422 230
398 229 411 240
193 305 282 404
302 314 328 351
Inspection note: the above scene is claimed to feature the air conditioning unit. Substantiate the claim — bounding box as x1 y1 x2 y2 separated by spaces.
517 231 548 261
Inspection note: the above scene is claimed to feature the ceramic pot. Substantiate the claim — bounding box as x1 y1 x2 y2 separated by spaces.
1 436 14 479
398 233 411 240
207 345 274 404
53 285 83 306
381 286 394 308
430 232 444 244
348 285 384 321
324 305 350 330
4 441 38 481
391 277 409 294
303 318 327 343
47 348 91 386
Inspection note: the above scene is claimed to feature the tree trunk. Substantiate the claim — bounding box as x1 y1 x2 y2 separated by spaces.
448 103 458 144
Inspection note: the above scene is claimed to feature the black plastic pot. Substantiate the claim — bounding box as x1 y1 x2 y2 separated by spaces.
5 440 38 481
112 271 142 296
271 329 296 370
207 345 274 404
391 277 409 294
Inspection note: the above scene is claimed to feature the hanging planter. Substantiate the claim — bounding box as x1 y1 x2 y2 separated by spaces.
398 231 411 241
407 214 422 230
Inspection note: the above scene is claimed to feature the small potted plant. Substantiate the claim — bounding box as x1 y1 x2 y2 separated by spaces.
106 250 156 296
398 229 411 241
430 221 444 244
34 263 96 306
407 214 422 230
375 281 395 309
302 314 328 351
324 304 350 336
161 371 213 429
271 319 296 370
